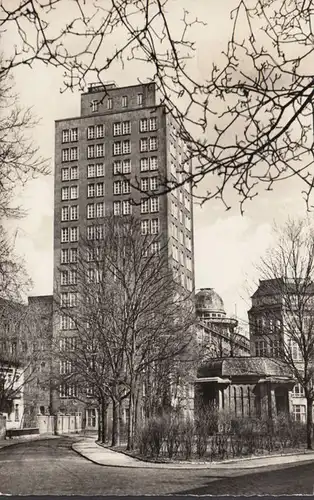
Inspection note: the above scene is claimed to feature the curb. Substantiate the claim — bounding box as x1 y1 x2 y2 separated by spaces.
72 439 314 470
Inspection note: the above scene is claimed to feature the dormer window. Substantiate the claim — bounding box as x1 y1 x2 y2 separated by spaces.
91 100 99 112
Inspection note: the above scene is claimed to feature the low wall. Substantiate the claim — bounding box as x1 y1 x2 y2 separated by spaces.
0 415 6 439
6 427 39 439
37 414 82 435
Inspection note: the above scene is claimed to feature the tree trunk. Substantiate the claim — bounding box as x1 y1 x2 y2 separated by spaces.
97 403 102 442
127 388 134 450
101 400 107 444
111 399 120 447
306 397 313 450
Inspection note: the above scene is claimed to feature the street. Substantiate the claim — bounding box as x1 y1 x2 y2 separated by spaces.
1 437 314 495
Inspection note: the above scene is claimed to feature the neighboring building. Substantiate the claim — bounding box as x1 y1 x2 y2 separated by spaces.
195 288 250 358
0 363 24 430
196 357 295 421
22 295 53 427
248 278 314 422
52 82 195 422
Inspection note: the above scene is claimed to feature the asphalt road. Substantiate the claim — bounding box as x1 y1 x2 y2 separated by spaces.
1 437 314 495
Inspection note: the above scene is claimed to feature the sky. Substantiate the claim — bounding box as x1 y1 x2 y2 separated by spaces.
2 0 309 331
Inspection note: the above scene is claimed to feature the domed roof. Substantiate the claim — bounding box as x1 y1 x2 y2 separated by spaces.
195 288 226 314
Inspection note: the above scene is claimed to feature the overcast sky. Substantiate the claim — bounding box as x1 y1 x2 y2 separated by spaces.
3 0 308 330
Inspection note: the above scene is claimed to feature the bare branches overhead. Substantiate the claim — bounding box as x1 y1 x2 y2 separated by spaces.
2 0 314 210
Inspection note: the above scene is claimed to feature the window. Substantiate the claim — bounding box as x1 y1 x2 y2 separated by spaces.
87 204 95 219
140 119 149 132
292 383 305 397
61 228 69 243
96 163 104 176
122 159 131 174
96 144 104 157
113 181 122 195
87 226 94 240
62 149 69 162
140 158 149 172
91 100 98 112
70 147 78 160
61 168 69 181
141 220 149 235
70 248 77 263
150 177 158 191
140 138 148 152
151 219 159 234
149 117 157 131
70 205 79 220
87 184 95 198
255 340 267 357
172 246 179 261
70 186 78 199
113 201 121 215
141 198 149 214
122 200 131 215
122 181 130 194
149 137 158 151
122 140 131 154
150 157 158 170
137 93 143 106
122 95 128 108
107 97 113 110
60 384 77 398
151 241 160 254
96 202 105 218
113 142 122 156
96 183 104 197
61 249 69 264
87 164 96 178
289 340 303 361
141 178 149 192
62 130 69 143
96 124 104 138
269 339 280 357
113 122 122 136
87 126 95 139
61 207 69 222
69 270 77 285
293 404 306 422
70 227 79 242
70 166 78 180
70 128 78 142
60 293 69 307
87 145 95 159
122 121 131 135
60 271 68 285
150 197 159 213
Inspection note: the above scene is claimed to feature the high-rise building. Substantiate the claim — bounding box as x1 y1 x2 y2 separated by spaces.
52 82 195 420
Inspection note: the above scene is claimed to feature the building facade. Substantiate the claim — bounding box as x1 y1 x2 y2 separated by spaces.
53 82 195 423
249 278 314 422
195 288 250 358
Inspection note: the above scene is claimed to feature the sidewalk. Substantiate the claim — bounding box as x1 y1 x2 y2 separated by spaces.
72 437 314 470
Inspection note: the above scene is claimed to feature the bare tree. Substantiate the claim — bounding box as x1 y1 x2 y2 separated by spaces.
0 69 49 218
54 215 196 448
3 1 312 210
252 218 314 449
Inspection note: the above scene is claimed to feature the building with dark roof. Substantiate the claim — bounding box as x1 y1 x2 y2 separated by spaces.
196 357 295 420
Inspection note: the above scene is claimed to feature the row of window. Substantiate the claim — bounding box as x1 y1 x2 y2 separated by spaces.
61 158 159 182
254 339 302 360
171 222 192 242
61 137 158 162
90 92 143 113
172 192 191 211
172 246 193 269
140 219 160 235
59 337 77 350
61 205 79 222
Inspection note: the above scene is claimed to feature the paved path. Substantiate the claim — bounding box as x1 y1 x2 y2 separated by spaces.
2 437 314 495
73 437 314 469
